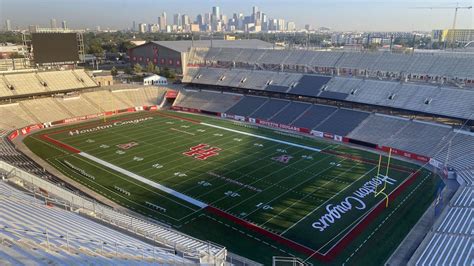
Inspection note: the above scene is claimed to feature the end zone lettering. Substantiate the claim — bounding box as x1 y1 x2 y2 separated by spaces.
68 117 153 136
311 175 397 232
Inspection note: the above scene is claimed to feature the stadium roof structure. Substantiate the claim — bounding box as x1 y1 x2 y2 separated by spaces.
151 39 274 52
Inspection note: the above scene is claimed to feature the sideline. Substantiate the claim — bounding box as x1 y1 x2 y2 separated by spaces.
79 152 208 208
200 122 322 153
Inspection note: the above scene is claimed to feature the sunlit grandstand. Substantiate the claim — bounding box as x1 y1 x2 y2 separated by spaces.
0 39 473 266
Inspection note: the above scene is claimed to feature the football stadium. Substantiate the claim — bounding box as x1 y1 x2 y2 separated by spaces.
0 32 473 265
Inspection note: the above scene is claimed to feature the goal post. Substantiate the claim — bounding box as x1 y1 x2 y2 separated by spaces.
374 148 392 207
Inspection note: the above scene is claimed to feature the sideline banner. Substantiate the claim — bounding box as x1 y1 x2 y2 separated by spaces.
8 130 19 140
20 124 44 135
257 119 304 133
311 130 324 138
377 145 430 163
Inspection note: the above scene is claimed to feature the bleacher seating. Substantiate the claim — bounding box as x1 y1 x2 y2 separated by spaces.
0 86 170 131
20 98 72 123
0 181 192 265
0 78 14 97
385 121 452 157
173 90 242 113
55 96 101 117
434 207 472 235
348 114 410 144
267 72 303 88
291 104 338 129
434 131 474 171
310 51 343 67
270 101 312 125
323 77 474 120
0 103 37 129
193 68 227 86
0 138 54 177
450 186 473 207
411 232 471 265
409 183 472 266
239 70 275 90
111 86 166 107
0 70 97 97
82 91 131 111
288 75 332 97
37 70 85 91
3 73 46 95
226 96 268 117
314 109 370 136
190 47 474 80
249 99 290 120
73 70 99 87
185 65 474 121
259 49 292 65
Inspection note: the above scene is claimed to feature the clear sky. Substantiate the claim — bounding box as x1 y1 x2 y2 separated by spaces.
1 0 473 31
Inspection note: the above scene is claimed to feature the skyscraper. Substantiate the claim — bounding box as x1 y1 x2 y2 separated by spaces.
132 21 136 31
252 6 258 23
138 23 147 33
62 20 67 30
196 14 204 26
212 6 220 18
5 19 11 31
50 18 57 29
182 14 190 27
287 21 296 32
173 13 181 27
158 12 167 31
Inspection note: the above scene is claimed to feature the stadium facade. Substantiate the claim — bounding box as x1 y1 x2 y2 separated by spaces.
128 39 273 74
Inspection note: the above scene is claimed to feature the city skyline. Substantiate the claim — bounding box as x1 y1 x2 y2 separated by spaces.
1 0 473 32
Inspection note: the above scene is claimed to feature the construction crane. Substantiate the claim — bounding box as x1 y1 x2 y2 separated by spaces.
411 3 472 48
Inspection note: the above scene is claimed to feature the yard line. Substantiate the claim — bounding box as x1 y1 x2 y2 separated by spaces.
194 144 321 201
280 165 378 235
79 152 208 208
261 164 375 228
252 163 362 223
49 157 181 222
201 122 322 153
88 121 276 187
220 155 343 212
65 119 262 185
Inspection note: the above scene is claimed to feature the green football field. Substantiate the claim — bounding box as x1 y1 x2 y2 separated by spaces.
24 110 439 265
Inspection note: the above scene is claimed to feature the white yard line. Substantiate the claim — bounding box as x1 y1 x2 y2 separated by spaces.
258 163 364 226
201 122 322 153
79 152 208 208
280 165 377 235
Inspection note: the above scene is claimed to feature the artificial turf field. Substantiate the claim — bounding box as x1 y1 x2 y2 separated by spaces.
24 110 439 265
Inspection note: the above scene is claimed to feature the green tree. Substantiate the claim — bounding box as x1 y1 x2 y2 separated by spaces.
146 62 155 73
124 67 132 75
133 63 142 73
111 66 118 76
88 40 104 57
118 41 135 53
159 67 176 80
160 67 171 78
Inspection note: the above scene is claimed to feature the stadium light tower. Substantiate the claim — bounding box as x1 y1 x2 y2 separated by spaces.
411 3 472 48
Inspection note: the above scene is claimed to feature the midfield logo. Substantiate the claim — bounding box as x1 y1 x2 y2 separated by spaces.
116 142 139 150
183 144 221 160
272 155 293 164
